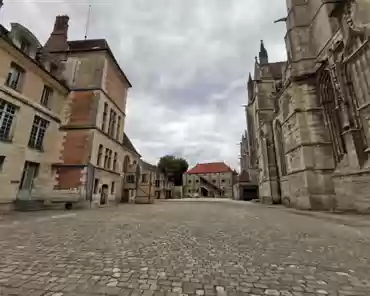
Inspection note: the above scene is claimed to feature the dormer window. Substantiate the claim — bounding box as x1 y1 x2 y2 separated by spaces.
20 39 31 55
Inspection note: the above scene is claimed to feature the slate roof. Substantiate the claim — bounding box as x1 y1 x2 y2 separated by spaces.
187 162 233 175
123 133 141 157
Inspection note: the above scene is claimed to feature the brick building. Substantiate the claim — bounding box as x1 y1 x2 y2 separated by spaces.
183 162 237 199
43 15 139 207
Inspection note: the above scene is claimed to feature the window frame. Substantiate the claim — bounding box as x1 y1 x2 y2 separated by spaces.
0 99 17 142
40 85 53 109
28 115 49 151
5 62 25 92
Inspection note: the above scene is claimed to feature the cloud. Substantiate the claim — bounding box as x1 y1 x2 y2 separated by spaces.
2 0 287 170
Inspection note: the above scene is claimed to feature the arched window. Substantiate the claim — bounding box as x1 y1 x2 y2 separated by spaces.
318 69 346 165
275 121 287 176
122 155 130 173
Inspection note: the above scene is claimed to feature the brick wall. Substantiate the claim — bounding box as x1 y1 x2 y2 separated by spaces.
61 130 93 164
55 167 83 190
104 58 129 113
66 91 98 126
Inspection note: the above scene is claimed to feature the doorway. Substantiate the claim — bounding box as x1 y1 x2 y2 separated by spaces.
17 162 39 200
200 187 208 197
100 184 108 205
121 189 129 203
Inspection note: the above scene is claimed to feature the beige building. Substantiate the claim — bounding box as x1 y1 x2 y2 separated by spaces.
154 172 174 200
135 160 157 204
183 162 236 199
0 21 69 211
244 0 370 213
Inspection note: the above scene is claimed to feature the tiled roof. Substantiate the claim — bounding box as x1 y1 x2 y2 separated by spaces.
187 162 233 175
123 133 141 157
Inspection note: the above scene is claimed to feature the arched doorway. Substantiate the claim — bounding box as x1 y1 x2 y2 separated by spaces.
200 187 208 197
100 184 108 205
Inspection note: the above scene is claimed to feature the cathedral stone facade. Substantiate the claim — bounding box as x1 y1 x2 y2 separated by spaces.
243 0 370 213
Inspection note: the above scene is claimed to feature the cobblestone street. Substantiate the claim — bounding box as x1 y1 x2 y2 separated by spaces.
1 200 370 296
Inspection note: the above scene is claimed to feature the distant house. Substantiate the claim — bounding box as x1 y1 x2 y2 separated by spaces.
183 162 237 199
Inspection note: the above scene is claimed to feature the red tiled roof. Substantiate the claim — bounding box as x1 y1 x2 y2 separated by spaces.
187 162 233 175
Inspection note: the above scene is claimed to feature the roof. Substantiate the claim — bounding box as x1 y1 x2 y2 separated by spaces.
51 38 132 87
140 160 157 172
0 25 69 92
187 162 233 175
122 133 141 157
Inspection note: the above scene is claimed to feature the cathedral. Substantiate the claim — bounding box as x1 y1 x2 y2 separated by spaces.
242 0 370 213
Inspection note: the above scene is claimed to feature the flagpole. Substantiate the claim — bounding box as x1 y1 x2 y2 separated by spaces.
84 4 92 40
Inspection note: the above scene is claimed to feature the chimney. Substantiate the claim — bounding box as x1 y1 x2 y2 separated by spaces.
44 15 70 52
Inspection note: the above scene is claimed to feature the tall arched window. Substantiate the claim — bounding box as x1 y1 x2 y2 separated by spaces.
318 69 346 165
122 155 130 173
275 121 287 176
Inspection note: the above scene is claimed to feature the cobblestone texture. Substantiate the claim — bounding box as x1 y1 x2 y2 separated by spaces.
1 200 370 296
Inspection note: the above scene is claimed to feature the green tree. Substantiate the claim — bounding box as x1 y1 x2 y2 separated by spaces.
158 155 189 186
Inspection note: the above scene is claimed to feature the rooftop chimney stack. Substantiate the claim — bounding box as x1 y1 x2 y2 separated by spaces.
44 15 70 52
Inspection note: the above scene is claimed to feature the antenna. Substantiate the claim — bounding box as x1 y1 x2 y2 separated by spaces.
84 4 92 40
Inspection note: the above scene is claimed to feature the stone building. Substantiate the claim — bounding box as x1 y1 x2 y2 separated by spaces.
135 160 157 204
183 162 236 199
42 15 140 207
0 21 69 211
154 172 174 200
244 0 370 213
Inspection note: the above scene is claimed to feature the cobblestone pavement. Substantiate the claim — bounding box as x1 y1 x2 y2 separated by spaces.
1 200 370 296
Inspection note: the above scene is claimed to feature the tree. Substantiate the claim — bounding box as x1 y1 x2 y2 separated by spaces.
158 155 189 186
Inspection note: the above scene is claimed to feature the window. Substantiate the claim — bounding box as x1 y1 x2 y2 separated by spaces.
196 180 199 183
97 145 103 166
188 180 191 183
111 182 115 194
221 179 225 183
126 175 135 183
108 150 112 169
188 189 191 193
116 116 121 140
104 148 109 168
155 180 160 188
108 109 115 136
0 156 5 171
113 152 117 171
212 180 216 183
0 99 17 141
40 85 53 108
28 116 49 150
5 63 24 91
93 178 99 194
112 112 117 138
102 103 108 131
141 174 148 183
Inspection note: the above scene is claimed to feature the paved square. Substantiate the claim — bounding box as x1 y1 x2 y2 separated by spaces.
1 200 370 296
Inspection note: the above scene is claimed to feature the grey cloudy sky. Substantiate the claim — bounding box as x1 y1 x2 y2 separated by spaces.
2 0 287 170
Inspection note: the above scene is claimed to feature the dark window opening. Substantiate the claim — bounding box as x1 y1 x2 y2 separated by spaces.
93 178 99 194
28 115 49 150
